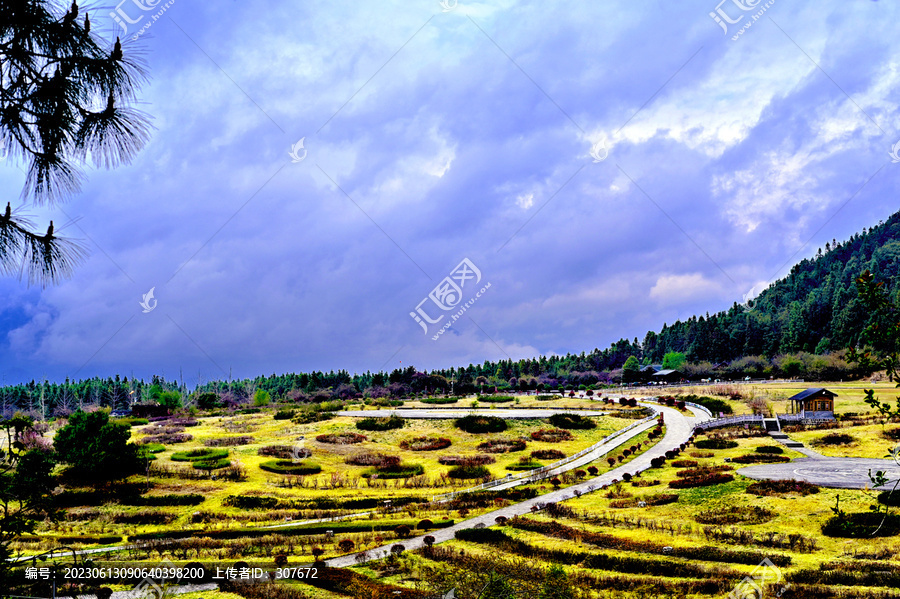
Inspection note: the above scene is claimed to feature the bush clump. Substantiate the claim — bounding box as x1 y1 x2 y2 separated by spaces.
677 394 733 415
476 395 515 403
668 472 734 489
363 462 425 479
346 452 400 467
531 449 565 460
455 415 507 433
730 454 791 464
259 459 323 475
755 446 784 454
171 448 229 462
193 458 231 470
204 436 253 447
694 438 738 450
355 414 406 431
126 494 205 507
477 438 527 453
529 428 574 443
694 505 776 525
438 455 495 466
813 433 855 446
420 397 459 404
505 457 543 471
547 413 597 430
448 465 491 479
746 479 820 496
316 432 367 444
258 445 311 459
399 436 452 451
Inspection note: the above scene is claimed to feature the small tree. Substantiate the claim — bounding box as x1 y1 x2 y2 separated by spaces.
253 389 271 407
539 564 575 599
481 572 516 599
423 535 435 547
337 539 355 554
587 466 599 476
54 410 141 479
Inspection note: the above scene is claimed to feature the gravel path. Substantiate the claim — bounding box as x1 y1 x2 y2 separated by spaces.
324 404 707 567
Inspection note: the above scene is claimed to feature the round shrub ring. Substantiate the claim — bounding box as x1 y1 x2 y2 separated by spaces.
259 459 323 475
362 463 425 479
694 438 738 450
316 432 367 444
454 415 507 434
193 458 231 470
477 438 527 453
531 449 565 460
447 465 491 479
438 455 495 466
529 428 574 443
547 413 597 430
399 436 452 451
171 448 229 462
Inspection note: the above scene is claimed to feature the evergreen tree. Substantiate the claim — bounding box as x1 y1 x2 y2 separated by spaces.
538 565 575 599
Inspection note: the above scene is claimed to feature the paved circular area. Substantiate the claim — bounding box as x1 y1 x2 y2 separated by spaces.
738 457 900 490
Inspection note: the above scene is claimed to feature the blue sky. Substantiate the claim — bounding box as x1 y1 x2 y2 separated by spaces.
1 0 898 385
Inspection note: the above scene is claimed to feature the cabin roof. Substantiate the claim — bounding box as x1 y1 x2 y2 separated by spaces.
788 387 837 402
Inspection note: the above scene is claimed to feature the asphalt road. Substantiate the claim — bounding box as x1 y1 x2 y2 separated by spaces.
738 457 900 489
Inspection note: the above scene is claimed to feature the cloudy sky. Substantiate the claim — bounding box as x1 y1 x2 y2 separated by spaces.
1 0 899 385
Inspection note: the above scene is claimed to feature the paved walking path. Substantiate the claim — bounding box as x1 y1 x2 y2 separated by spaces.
339 408 606 419
324 404 708 567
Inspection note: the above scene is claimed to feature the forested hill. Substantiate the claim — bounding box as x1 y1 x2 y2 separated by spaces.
640 209 900 364
2 211 900 412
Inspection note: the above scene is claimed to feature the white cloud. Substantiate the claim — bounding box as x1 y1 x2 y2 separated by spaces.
650 273 723 305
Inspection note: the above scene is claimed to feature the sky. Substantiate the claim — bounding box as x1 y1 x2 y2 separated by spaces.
1 0 899 386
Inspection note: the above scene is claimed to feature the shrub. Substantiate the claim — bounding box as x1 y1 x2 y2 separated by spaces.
650 457 665 468
273 409 295 420
171 448 229 462
193 458 231 470
363 462 425 479
822 513 900 537
883 427 900 441
356 414 406 431
455 415 507 433
695 505 775 525
694 438 738 450
420 396 459 404
529 428 574 443
316 432 367 444
142 433 192 444
506 457 543 471
678 394 733 415
813 433 855 446
418 519 434 530
400 436 452 451
755 446 784 454
223 495 279 509
259 460 323 475
394 524 412 538
746 479 820 496
547 413 597 430
690 451 714 458
587 466 599 476
669 473 734 488
346 452 400 467
141 443 166 454
878 491 900 507
112 510 177 525
423 535 435 547
337 539 355 554
448 465 490 479
204 436 253 447
438 455 496 468
532 449 566 460
258 445 311 459
477 438 527 453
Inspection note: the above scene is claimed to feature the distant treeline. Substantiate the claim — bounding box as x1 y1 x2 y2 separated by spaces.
2 211 899 417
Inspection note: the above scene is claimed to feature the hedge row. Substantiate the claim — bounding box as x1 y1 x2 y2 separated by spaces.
131 518 454 541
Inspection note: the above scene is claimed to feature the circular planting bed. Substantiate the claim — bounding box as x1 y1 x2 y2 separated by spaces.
142 443 166 454
447 464 491 479
171 448 229 462
694 438 738 450
531 449 565 460
258 445 311 459
363 463 425 479
400 436 452 451
346 452 399 467
259 459 323 475
454 415 507 433
506 458 543 471
477 438 527 453
316 432 367 444
529 428 574 443
355 414 406 431
438 454 495 466
548 413 597 430
193 458 231 470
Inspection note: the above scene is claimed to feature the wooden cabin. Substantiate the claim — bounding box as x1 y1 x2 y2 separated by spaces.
787 388 836 419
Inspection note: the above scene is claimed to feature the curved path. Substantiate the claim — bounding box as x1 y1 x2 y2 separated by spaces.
325 404 709 567
738 457 900 490
340 408 605 419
